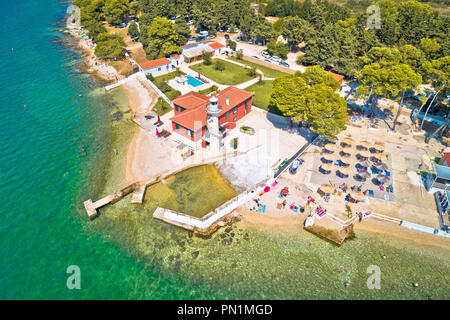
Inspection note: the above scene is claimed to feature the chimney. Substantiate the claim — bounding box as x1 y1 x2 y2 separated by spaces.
226 96 229 105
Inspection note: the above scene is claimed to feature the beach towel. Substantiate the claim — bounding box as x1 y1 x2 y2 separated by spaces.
292 206 298 213
276 203 282 210
337 191 342 196
385 171 391 176
261 205 266 213
271 181 278 187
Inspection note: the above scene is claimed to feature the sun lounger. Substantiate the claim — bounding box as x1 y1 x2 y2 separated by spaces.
261 204 266 213
368 190 374 197
337 191 342 196
384 194 390 201
276 203 282 210
385 171 390 176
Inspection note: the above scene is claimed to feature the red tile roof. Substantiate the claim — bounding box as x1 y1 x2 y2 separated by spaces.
171 54 180 59
172 91 210 110
329 72 344 84
138 58 171 70
171 87 253 130
208 42 225 50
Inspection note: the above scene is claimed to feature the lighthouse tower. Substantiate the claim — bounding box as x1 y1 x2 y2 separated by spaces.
206 96 221 154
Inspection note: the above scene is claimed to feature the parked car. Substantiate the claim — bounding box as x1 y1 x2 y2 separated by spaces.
279 61 290 68
248 38 254 44
226 28 231 32
261 51 271 59
264 58 272 63
240 126 255 135
218 27 224 32
234 28 239 33
206 34 216 39
256 41 263 46
224 34 230 40
236 36 241 42
189 36 196 41
271 56 281 63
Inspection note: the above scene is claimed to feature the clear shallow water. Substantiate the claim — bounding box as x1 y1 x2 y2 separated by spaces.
0 1 449 300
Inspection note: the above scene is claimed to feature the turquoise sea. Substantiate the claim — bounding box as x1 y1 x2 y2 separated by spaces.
0 1 449 300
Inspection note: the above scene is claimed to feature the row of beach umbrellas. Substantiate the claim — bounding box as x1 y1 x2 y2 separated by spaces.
324 139 385 152
319 183 365 201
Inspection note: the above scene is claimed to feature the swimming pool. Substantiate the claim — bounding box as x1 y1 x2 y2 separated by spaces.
187 75 204 87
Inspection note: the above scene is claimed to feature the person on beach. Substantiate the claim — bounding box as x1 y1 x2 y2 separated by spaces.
282 199 287 209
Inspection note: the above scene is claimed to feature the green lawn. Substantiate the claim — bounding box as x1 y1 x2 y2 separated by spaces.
151 71 184 116
245 80 283 115
190 59 254 85
228 57 288 79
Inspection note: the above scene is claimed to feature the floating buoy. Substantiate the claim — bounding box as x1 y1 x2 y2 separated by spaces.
413 282 419 288
344 282 350 288
24 105 27 108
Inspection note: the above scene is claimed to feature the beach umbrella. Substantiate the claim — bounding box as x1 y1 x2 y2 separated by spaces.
371 153 386 161
376 174 390 184
327 137 338 144
358 141 371 149
350 191 365 201
324 143 337 152
359 159 371 168
375 162 389 171
358 150 371 158
264 186 270 193
281 187 289 196
371 142 385 151
156 128 160 136
338 166 353 176
322 153 336 161
319 184 336 194
358 171 371 179
320 163 334 172
157 114 161 122
342 137 355 145
341 146 353 154
340 156 354 165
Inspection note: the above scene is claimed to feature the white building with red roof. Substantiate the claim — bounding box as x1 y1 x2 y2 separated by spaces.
170 86 253 150
138 57 172 77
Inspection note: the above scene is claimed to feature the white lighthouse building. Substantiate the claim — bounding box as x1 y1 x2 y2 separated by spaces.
206 96 221 154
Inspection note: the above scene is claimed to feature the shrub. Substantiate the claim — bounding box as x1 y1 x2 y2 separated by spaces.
214 60 225 71
236 49 243 60
247 66 257 77
159 82 172 93
203 51 213 65
146 74 154 81
231 138 239 150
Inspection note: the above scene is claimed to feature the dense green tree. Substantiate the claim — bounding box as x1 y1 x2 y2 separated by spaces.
269 70 347 137
174 19 191 46
281 17 312 51
301 66 341 91
94 33 126 59
127 20 139 39
266 40 289 60
192 0 217 32
250 16 276 44
202 51 212 65
85 21 107 42
103 0 129 25
141 17 181 59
